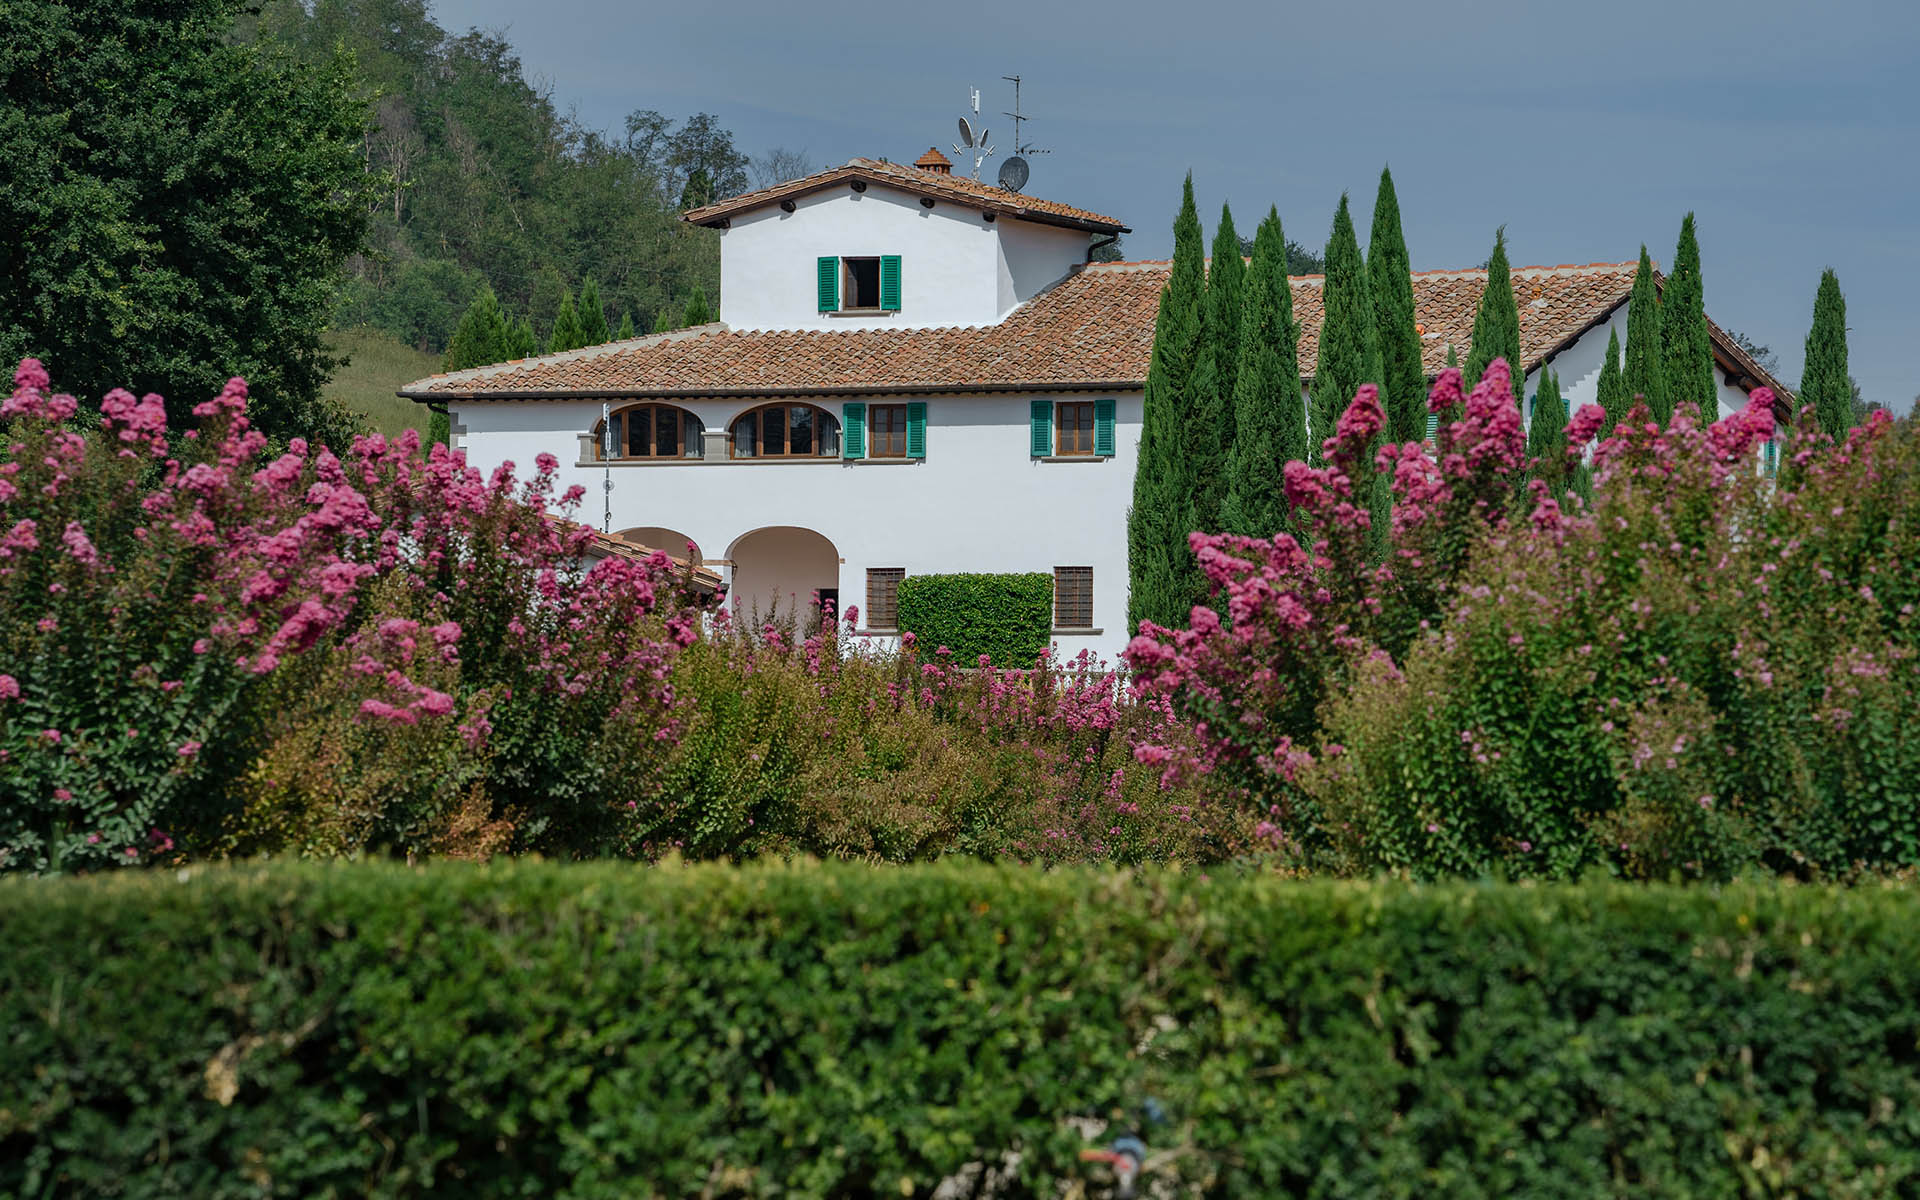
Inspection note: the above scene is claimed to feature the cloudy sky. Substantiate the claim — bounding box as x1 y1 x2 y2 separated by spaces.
437 0 1919 412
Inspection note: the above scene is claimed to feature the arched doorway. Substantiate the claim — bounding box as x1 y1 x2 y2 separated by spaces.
726 526 839 632
619 526 701 564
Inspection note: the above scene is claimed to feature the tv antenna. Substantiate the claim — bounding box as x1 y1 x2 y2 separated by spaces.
952 87 993 180
1001 75 1051 159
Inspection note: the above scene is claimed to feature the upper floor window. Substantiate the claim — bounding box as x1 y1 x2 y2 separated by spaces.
731 403 841 459
593 404 703 460
817 255 901 313
1055 402 1096 456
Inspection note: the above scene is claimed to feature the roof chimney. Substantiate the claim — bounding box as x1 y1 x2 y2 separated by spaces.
914 147 953 175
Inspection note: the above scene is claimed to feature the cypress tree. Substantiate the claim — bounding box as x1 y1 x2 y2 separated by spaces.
1596 326 1628 436
1464 227 1520 394
1128 173 1206 632
1221 206 1305 539
443 284 512 371
1313 195 1388 559
548 290 584 353
1662 214 1716 424
1801 268 1851 439
1623 246 1668 423
578 277 611 345
682 285 714 327
1368 166 1425 446
1185 202 1245 538
617 310 636 340
1527 367 1568 493
508 315 538 359
1310 194 1383 463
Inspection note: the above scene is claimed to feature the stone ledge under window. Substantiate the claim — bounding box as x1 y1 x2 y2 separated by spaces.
1052 627 1105 636
1036 456 1111 464
849 457 922 465
852 628 900 637
827 310 898 319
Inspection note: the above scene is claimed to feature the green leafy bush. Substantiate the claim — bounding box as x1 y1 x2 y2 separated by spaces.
8 862 1920 1197
895 572 1052 668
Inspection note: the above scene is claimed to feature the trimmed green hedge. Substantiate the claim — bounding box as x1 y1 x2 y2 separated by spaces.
895 572 1051 667
6 863 1920 1196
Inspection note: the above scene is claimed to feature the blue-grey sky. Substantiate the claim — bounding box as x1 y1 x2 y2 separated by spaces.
438 0 1919 412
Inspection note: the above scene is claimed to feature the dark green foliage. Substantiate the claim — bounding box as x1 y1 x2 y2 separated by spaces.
333 258 484 354
511 316 538 359
1802 268 1852 439
1624 246 1669 423
1464 228 1521 394
547 290 585 353
0 0 377 443
1128 175 1206 632
1597 326 1629 437
576 277 610 345
616 311 637 340
1663 214 1716 424
682 286 714 327
1310 195 1383 464
10 862 1920 1197
1222 207 1305 538
1184 204 1246 542
442 285 513 371
895 573 1052 667
1368 168 1426 446
1237 234 1326 276
1527 367 1568 493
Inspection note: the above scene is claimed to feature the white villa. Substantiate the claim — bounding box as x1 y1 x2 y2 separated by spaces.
401 148 1787 659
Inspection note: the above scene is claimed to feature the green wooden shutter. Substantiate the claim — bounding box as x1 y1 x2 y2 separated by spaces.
906 401 926 458
1094 398 1115 457
880 255 902 311
817 256 839 312
1030 401 1052 457
842 402 865 459
1426 410 1438 444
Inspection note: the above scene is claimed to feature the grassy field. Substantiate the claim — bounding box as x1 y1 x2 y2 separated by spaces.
323 325 441 440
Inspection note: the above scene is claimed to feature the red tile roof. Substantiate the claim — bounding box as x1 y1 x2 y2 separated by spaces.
401 261 1788 401
682 157 1128 233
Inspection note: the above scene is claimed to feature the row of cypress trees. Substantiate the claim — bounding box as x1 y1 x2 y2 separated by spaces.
1128 168 1532 631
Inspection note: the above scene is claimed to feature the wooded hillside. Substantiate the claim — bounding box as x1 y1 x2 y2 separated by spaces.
240 0 757 355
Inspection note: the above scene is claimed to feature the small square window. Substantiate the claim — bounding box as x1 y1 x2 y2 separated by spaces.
842 257 881 310
866 567 905 630
1054 566 1093 629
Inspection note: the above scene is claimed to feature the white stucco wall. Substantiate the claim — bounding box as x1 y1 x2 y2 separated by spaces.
1525 305 1766 428
720 184 1053 332
452 390 1145 662
994 219 1096 318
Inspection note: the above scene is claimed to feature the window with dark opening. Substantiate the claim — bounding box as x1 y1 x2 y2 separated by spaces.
842 256 881 309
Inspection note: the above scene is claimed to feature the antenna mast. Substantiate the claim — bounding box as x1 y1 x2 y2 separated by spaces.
1001 75 1050 158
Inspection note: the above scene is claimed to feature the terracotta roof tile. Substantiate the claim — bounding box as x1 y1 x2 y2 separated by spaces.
402 260 1787 401
682 157 1127 233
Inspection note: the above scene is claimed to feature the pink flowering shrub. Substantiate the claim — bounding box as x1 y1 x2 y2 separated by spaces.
634 604 1236 865
0 360 706 871
1130 354 1920 879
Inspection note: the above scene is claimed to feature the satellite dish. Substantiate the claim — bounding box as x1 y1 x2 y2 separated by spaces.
957 117 974 148
998 155 1029 193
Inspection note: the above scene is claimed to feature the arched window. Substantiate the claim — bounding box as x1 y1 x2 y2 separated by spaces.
730 403 841 459
593 404 704 460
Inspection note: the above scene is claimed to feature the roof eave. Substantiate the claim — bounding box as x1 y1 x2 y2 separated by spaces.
399 378 1146 403
681 167 1127 234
